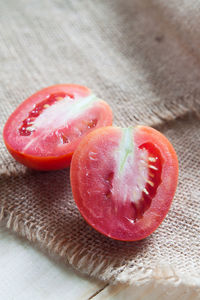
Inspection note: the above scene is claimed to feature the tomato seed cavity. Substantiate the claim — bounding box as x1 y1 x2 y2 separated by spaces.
105 171 114 199
60 133 70 144
18 92 71 136
87 119 97 129
133 143 162 220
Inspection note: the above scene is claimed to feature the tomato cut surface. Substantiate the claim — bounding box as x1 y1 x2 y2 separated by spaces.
70 126 178 241
3 84 112 170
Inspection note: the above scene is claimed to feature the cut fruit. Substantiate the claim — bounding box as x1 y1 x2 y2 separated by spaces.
3 84 112 170
70 126 179 241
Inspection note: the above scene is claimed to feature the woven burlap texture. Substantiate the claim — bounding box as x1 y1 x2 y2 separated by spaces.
0 0 200 290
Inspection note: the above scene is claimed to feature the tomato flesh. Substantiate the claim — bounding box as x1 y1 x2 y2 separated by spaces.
70 126 178 241
3 84 112 170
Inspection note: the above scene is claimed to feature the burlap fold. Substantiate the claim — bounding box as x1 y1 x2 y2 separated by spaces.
0 0 200 291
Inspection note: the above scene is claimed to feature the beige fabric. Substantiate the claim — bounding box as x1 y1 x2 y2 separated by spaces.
0 0 200 291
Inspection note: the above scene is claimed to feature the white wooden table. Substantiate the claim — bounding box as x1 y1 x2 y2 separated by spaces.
0 226 198 300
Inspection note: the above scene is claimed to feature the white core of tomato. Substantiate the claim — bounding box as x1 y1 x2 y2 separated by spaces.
22 94 99 152
118 127 134 173
111 128 149 205
31 94 98 131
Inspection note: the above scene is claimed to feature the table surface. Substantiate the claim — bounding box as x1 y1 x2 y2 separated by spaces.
0 226 198 300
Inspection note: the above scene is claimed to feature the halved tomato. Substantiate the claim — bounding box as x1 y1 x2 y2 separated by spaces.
3 84 112 171
70 126 178 241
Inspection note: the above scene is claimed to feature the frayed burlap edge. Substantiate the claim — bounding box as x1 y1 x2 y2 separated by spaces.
1 206 200 292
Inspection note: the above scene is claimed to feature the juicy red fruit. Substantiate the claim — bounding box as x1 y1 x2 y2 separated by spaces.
70 126 179 241
3 84 112 171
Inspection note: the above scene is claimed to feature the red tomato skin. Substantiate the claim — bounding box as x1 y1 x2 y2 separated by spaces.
3 84 113 171
70 126 179 241
3 140 73 171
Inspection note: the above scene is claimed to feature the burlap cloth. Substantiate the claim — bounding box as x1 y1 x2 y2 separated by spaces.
0 0 200 292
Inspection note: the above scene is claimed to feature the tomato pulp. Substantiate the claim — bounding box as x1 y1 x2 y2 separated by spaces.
3 84 112 170
70 126 178 241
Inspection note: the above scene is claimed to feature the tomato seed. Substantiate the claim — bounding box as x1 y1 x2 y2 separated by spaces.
147 180 154 187
55 97 64 101
149 165 158 170
26 127 35 131
43 104 50 108
148 157 157 162
143 187 149 195
89 151 98 161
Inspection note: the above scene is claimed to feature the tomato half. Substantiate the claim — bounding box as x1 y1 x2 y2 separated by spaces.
70 126 178 241
3 84 112 171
